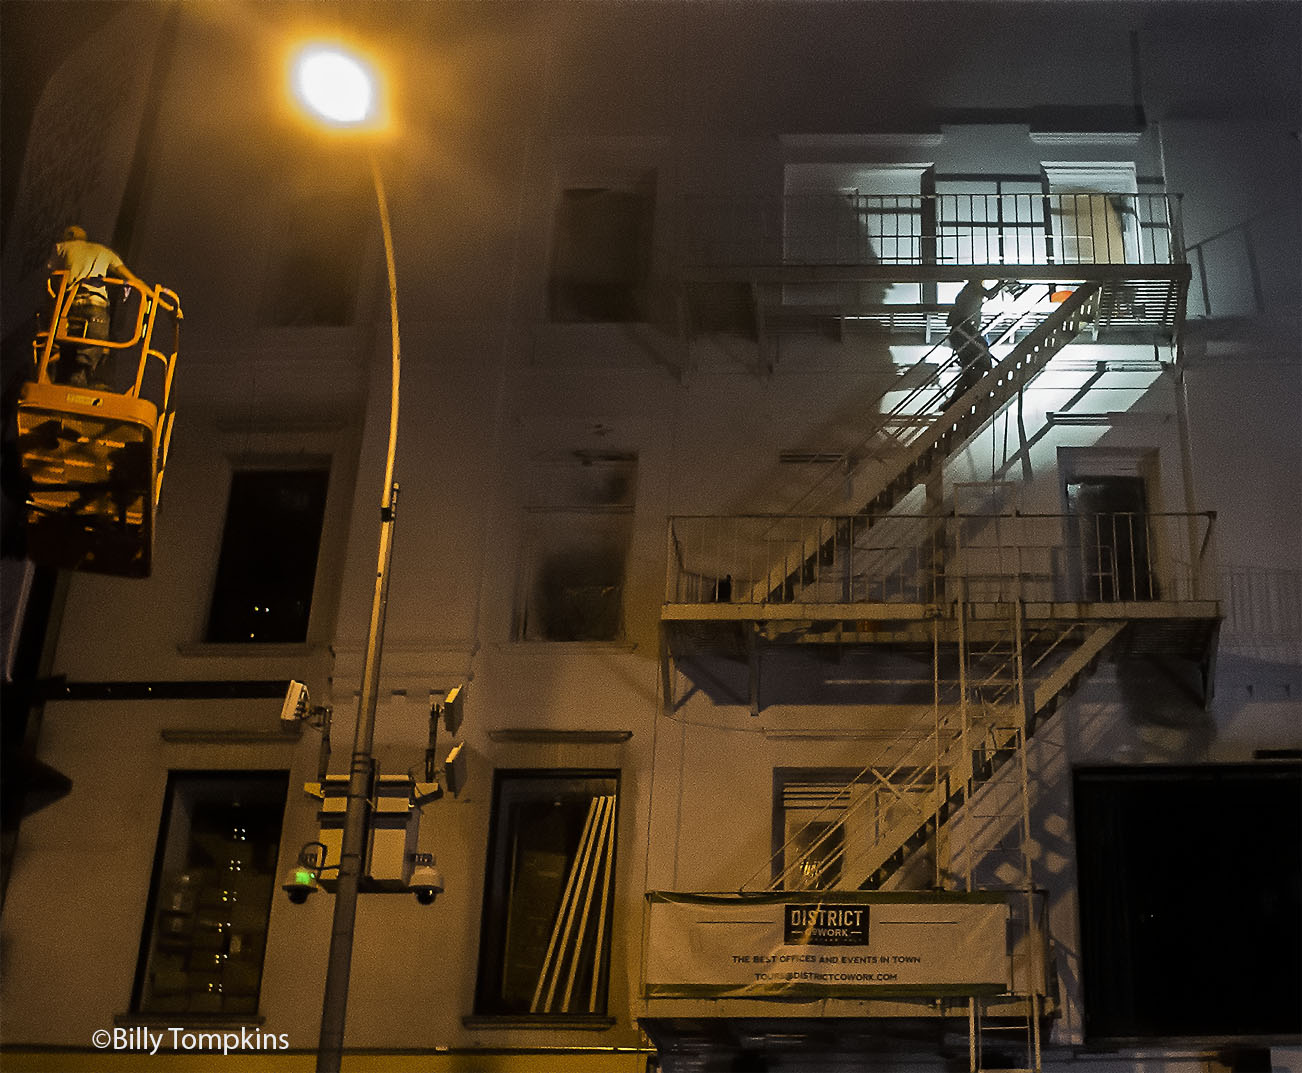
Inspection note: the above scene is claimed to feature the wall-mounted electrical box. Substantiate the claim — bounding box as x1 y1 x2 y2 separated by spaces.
304 774 441 892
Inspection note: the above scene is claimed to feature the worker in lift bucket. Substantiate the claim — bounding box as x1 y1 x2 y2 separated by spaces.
942 277 1002 410
44 225 147 388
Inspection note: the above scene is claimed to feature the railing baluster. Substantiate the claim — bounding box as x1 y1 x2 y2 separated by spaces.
666 511 1216 610
683 191 1191 270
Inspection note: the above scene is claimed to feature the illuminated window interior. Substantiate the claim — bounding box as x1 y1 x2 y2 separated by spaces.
132 772 289 1016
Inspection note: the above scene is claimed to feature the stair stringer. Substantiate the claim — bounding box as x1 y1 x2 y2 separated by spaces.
837 704 1018 891
754 284 1103 604
849 619 1124 891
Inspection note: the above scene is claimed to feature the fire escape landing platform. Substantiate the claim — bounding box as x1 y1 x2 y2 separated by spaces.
662 509 1223 711
662 598 1219 693
677 192 1191 345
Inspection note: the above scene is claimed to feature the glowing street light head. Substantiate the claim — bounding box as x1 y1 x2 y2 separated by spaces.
292 44 378 127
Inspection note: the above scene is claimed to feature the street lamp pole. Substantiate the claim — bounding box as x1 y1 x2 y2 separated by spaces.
290 45 402 1073
316 150 401 1073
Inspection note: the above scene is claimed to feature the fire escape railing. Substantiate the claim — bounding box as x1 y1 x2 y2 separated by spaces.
679 192 1186 270
1184 201 1300 318
665 511 1219 608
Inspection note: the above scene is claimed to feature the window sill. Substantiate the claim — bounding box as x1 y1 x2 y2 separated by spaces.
176 642 319 659
502 641 638 653
114 1012 265 1027
462 1015 615 1031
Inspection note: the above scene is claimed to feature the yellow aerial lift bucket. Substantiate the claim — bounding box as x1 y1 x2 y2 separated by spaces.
15 270 181 578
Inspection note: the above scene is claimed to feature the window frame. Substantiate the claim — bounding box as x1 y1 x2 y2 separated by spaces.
130 769 289 1018
472 768 620 1024
930 171 1052 268
547 176 657 324
513 453 638 645
261 186 369 328
203 462 332 645
772 766 939 892
1057 446 1163 603
782 162 934 308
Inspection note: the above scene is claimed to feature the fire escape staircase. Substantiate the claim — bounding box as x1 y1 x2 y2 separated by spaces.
754 616 1123 896
648 193 1207 1071
755 283 1101 606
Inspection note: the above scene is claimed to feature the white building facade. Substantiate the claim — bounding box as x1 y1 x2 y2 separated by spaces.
1 3 1298 1071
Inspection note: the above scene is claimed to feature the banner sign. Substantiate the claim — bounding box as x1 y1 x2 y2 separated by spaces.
784 903 870 945
645 891 1010 999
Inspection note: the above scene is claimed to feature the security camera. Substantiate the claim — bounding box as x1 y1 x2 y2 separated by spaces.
443 740 467 797
281 680 308 723
408 853 444 905
442 684 465 734
282 863 320 904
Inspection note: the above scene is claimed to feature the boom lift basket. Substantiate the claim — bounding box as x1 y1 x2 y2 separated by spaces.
15 270 182 578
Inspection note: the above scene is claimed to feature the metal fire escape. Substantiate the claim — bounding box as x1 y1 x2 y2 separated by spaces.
654 191 1219 1072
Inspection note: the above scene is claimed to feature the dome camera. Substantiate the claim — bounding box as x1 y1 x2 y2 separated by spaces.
408 853 444 905
282 864 320 904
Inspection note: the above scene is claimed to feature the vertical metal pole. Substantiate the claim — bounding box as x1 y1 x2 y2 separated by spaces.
589 796 617 1012
958 591 972 892
34 272 70 381
317 705 333 784
933 617 943 890
1170 353 1203 597
1013 600 1042 1073
317 151 402 1073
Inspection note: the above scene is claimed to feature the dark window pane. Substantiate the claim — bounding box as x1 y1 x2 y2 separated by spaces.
133 772 289 1016
518 456 636 643
475 771 619 1016
206 469 329 643
531 541 626 642
549 185 655 323
1065 476 1156 601
265 193 366 327
1074 764 1302 1041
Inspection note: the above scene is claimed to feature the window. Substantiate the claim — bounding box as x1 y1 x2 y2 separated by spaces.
933 175 1049 266
1074 764 1302 1041
264 190 367 326
206 468 330 643
1042 163 1141 266
474 771 619 1018
772 768 935 891
784 164 930 266
132 771 289 1016
783 163 931 307
549 177 655 323
516 453 636 642
1059 449 1161 603
1065 475 1157 601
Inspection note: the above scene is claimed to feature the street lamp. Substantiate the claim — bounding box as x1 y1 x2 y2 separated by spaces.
290 42 401 1073
292 46 377 126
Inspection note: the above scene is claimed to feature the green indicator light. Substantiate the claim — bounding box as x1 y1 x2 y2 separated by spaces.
295 870 316 886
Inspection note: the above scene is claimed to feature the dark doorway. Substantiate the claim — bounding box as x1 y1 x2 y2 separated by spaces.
1074 763 1302 1041
1065 475 1156 601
